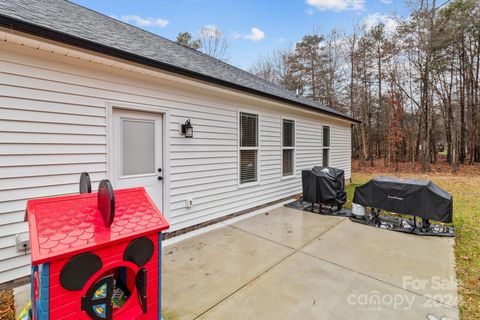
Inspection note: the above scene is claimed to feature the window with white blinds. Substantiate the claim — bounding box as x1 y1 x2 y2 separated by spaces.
239 112 259 184
323 125 330 167
282 119 295 176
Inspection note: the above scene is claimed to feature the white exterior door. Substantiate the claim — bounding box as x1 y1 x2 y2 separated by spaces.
112 109 163 210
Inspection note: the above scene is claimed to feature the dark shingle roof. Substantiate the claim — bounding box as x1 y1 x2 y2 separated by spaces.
0 0 357 122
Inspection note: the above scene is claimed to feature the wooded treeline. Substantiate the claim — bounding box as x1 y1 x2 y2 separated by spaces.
250 0 480 172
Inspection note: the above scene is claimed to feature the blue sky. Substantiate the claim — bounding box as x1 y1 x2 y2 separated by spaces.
71 0 409 70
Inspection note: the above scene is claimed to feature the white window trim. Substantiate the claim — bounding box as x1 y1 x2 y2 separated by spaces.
281 117 296 179
322 125 331 167
238 109 261 188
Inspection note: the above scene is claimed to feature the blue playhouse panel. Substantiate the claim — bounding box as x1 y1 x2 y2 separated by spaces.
32 263 50 320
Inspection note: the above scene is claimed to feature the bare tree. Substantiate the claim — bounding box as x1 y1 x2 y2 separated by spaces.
323 29 348 112
248 0 480 170
249 49 290 85
198 25 229 61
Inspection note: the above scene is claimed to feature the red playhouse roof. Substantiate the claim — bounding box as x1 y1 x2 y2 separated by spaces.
27 187 169 265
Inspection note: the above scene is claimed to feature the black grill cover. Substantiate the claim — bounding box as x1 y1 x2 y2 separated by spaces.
302 166 347 206
353 176 453 223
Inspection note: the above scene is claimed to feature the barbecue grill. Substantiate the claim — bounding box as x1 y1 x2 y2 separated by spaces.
351 176 454 236
302 166 347 210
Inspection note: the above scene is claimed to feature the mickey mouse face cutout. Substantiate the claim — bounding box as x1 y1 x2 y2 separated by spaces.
59 237 154 292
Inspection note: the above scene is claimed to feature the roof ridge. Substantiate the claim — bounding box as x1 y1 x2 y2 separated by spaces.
65 0 317 105
65 0 273 86
0 0 358 122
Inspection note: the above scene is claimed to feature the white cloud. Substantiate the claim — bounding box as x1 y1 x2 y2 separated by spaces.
381 0 392 4
362 12 398 33
306 0 365 11
244 27 265 41
231 27 266 42
306 8 315 15
117 15 169 27
230 31 242 40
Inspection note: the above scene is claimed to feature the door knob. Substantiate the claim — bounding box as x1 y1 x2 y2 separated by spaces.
158 168 162 173
158 176 163 181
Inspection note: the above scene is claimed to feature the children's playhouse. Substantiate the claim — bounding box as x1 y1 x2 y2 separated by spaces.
26 177 169 320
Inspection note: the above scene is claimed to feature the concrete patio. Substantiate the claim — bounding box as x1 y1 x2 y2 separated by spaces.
162 205 458 320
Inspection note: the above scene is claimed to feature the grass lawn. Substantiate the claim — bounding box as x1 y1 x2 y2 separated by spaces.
346 172 480 320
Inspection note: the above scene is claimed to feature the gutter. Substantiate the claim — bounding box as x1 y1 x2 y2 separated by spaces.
0 14 360 124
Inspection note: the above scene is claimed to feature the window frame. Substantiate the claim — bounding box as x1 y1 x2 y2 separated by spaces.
281 117 296 178
238 110 260 187
322 125 331 167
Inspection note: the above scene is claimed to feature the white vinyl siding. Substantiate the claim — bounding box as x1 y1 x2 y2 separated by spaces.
329 124 352 178
0 36 352 283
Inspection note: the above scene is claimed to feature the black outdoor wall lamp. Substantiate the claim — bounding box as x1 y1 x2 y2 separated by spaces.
181 119 194 138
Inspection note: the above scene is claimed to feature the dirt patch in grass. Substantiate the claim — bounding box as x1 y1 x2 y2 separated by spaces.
348 168 480 320
0 290 15 320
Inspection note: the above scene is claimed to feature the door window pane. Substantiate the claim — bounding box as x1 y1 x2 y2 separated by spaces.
122 119 155 175
240 112 258 147
240 150 257 183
